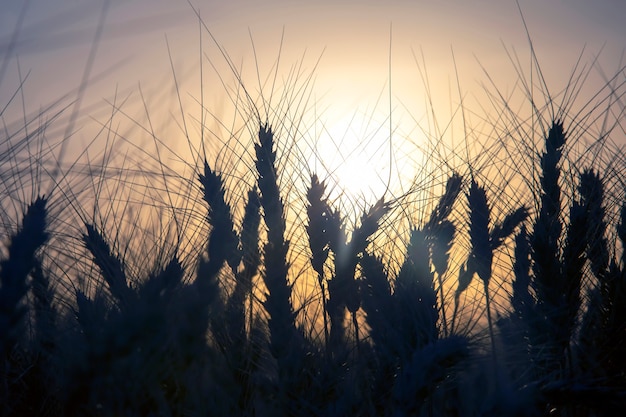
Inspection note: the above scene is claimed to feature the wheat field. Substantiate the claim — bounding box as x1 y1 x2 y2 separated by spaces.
1 3 626 416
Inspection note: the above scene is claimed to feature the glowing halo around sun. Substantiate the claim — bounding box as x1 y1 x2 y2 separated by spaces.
307 108 397 205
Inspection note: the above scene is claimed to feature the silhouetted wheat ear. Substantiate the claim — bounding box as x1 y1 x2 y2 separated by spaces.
426 173 463 230
359 250 398 414
578 170 609 277
306 175 333 346
254 124 297 360
560 209 586 338
429 219 455 277
198 160 241 276
227 187 261 337
343 198 389 314
467 179 492 285
83 223 133 305
578 172 626 387
326 197 389 356
489 204 529 316
511 225 532 315
359 252 394 352
240 187 262 281
306 174 331 278
220 186 261 377
224 188 261 414
320 194 347 351
490 207 529 251
496 223 532 383
395 227 439 354
602 201 626 382
560 170 594 335
424 174 462 336
525 121 576 382
31 258 56 355
531 120 565 310
0 196 49 356
451 180 484 333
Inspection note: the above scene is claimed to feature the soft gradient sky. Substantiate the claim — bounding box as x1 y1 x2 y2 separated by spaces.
2 0 625 200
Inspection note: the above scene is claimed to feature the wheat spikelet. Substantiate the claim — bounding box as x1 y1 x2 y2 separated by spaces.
579 170 609 278
511 225 531 316
422 174 462 336
428 219 455 278
531 121 566 311
1 197 49 355
254 123 310 416
344 198 389 315
197 160 241 279
327 197 389 355
82 223 133 306
240 188 262 286
560 175 589 335
395 228 438 354
227 187 261 341
359 252 394 353
496 224 533 390
467 179 492 285
30 258 56 356
425 173 463 231
0 197 49 414
305 175 333 347
578 172 626 389
359 251 397 413
220 188 262 415
323 202 349 356
254 124 297 359
490 207 529 250
452 180 490 333
306 175 331 277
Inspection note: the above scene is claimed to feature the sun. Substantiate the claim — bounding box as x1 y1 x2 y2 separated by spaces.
312 109 394 204
332 149 388 200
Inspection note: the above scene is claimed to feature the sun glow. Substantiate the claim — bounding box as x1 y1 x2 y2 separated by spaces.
311 109 395 204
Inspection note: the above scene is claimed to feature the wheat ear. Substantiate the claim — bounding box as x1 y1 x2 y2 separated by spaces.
426 174 462 336
254 124 298 360
83 223 133 306
1 197 49 356
197 160 241 281
530 120 565 314
395 227 438 356
327 198 389 355
227 187 261 341
306 175 332 347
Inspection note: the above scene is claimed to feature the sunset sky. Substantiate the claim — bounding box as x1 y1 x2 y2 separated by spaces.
2 0 625 200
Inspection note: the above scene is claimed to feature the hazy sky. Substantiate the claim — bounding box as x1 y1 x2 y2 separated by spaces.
2 0 625 199
3 0 623 108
